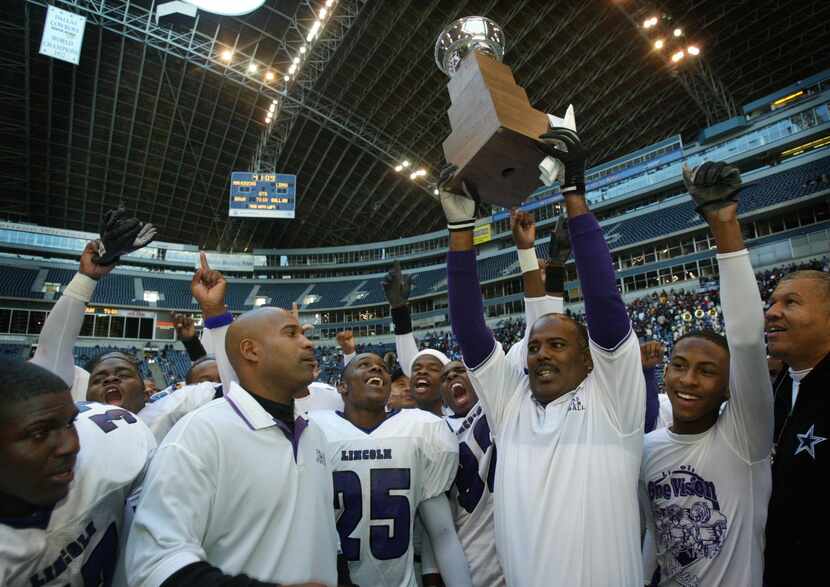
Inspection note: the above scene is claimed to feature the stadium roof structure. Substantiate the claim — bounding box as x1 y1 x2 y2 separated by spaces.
2 0 829 251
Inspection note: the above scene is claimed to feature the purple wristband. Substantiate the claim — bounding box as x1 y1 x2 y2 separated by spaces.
204 312 233 329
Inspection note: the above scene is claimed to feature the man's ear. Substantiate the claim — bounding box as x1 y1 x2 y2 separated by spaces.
239 338 260 364
582 347 594 373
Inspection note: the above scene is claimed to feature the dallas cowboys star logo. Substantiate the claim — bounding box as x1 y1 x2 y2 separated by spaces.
794 424 826 460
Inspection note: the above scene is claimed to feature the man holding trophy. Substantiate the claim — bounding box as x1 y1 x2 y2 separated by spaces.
436 16 646 587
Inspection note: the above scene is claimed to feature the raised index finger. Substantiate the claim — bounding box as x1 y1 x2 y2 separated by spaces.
199 251 210 272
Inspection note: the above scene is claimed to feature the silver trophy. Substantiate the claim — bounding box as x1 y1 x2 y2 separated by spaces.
434 16 506 77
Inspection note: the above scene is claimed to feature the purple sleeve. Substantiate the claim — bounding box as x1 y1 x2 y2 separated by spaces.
643 367 660 433
569 213 630 350
448 250 496 369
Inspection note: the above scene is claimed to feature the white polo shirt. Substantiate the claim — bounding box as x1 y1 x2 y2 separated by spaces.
468 332 645 587
138 381 220 442
126 381 339 586
295 381 344 416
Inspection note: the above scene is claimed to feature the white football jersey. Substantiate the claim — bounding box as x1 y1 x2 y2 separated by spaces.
310 408 459 587
468 332 646 587
0 401 156 586
295 381 344 417
446 403 505 587
138 381 221 442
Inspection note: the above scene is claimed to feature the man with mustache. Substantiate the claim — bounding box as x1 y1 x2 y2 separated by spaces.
639 161 774 586
764 266 830 584
0 358 156 586
309 353 471 587
441 126 646 587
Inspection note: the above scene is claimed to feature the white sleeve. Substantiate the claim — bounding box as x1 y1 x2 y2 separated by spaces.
416 515 439 575
138 382 218 443
418 495 473 587
469 343 529 437
206 324 239 389
506 295 565 371
420 417 460 502
716 250 774 463
588 331 646 435
126 432 215 586
342 351 356 366
31 272 95 387
396 332 420 377
199 326 214 355
639 479 658 583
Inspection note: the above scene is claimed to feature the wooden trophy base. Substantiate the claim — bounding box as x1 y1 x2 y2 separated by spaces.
442 50 550 208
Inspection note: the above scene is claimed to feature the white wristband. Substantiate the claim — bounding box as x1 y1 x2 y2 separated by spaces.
64 272 97 303
517 247 539 274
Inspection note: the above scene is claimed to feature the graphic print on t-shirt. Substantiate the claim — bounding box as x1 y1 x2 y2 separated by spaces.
647 466 728 586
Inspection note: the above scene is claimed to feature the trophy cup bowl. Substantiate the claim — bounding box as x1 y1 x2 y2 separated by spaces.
434 16 506 77
435 16 550 208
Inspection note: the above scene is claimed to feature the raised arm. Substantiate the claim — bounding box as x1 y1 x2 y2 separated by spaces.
382 261 420 376
441 166 497 369
540 128 630 350
32 241 111 387
335 330 357 366
191 253 238 390
640 341 665 433
684 161 773 461
174 313 207 362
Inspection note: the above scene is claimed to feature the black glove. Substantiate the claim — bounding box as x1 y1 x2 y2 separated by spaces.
548 215 571 264
95 207 158 266
682 161 741 218
381 260 411 308
538 127 586 194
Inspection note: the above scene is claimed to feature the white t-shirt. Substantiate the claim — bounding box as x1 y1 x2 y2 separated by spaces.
656 393 673 430
446 402 505 587
0 401 156 587
295 381 344 416
126 382 339 586
639 250 774 587
138 381 221 442
468 332 645 587
310 408 458 587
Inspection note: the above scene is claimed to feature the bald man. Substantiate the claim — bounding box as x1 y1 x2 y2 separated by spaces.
126 255 342 587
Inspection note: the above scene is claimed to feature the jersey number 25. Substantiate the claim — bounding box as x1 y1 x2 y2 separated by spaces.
334 468 411 562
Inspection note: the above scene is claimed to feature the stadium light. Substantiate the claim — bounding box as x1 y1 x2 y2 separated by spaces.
643 16 658 29
300 45 307 54
326 0 335 6
673 27 683 37
409 171 417 180
654 39 664 50
671 50 685 63
284 75 290 81
394 164 403 172
265 71 275 81
433 188 439 195
220 49 233 62
687 45 701 56
293 56 300 65
320 7 327 18
402 160 411 168
268 103 276 113
415 168 427 177
307 20 322 42
247 62 258 73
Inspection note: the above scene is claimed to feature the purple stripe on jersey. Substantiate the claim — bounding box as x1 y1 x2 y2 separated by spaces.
644 366 659 433
291 416 308 462
448 250 497 370
569 213 630 350
224 395 255 430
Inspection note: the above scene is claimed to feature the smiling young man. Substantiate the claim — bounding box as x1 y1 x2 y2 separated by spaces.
639 162 773 586
442 127 646 587
0 358 156 586
764 268 830 586
308 353 471 587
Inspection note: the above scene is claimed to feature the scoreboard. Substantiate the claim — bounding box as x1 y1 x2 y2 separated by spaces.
229 172 296 219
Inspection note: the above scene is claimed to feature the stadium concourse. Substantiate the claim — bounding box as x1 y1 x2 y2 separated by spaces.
2 1 830 586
